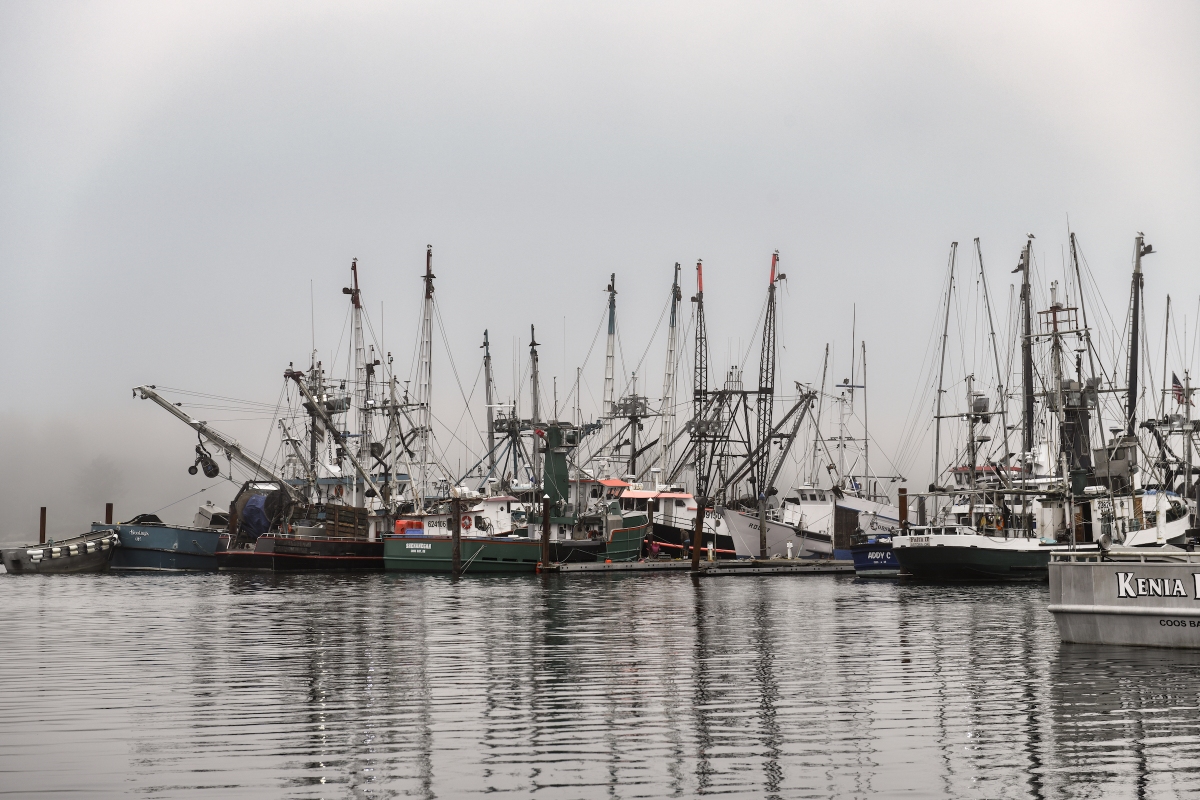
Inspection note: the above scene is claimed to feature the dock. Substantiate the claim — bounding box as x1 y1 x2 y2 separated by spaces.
544 558 855 575
698 559 854 576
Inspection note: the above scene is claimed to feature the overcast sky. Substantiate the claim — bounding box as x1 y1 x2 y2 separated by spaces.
1 1 1197 535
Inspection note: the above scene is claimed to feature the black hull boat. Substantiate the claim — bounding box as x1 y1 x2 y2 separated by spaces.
216 532 383 571
2 531 120 575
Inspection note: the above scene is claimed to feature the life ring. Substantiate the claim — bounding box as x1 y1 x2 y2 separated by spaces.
461 515 472 530
995 516 1005 530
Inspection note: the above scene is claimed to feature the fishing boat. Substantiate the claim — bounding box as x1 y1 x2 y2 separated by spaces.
385 422 650 571
895 234 1195 580
215 480 387 571
2 530 120 574
92 503 226 571
1049 546 1200 648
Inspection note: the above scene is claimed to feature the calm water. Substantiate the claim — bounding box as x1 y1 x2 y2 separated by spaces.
4 571 1200 799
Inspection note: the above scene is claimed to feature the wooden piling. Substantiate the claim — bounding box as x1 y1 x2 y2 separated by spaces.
105 503 114 525
39 507 46 544
541 494 551 566
450 494 462 576
690 498 705 571
898 487 908 531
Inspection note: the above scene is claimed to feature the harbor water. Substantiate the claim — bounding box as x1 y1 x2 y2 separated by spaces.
3 572 1200 798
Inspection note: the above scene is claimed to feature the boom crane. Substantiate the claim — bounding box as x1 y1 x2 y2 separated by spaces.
133 384 301 501
754 252 781 497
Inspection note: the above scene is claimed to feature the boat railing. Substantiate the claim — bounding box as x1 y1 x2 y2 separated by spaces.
900 525 1039 539
1051 548 1200 564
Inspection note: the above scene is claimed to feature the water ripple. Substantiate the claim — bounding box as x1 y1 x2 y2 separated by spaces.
4 573 1200 798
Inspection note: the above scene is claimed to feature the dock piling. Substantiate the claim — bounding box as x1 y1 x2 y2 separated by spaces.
541 494 551 566
39 507 46 544
451 494 462 576
690 497 705 571
105 503 113 525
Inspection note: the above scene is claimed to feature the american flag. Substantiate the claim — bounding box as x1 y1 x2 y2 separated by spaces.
1173 372 1192 406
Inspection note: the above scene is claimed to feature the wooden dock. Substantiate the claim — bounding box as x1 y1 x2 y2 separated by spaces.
698 559 854 576
545 558 855 575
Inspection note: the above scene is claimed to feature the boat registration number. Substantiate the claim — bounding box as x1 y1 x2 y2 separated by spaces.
908 537 930 546
405 542 433 551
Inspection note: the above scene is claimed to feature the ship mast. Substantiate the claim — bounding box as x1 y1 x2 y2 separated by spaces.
977 239 1011 475
530 325 541 486
1019 236 1035 464
602 274 617 473
346 259 369 505
657 263 682 485
1127 233 1152 435
415 246 435 511
754 252 780 500
933 242 957 486
482 330 496 473
692 260 711 500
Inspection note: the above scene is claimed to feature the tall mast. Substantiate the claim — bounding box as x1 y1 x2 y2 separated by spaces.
811 344 829 484
754 252 780 497
346 259 370 506
482 330 496 473
862 340 869 498
602 274 618 470
693 260 710 499
1161 296 1172 421
1019 236 1036 461
977 238 1012 472
416 245 435 511
1127 234 1152 435
530 325 541 485
658 263 682 484
933 242 957 486
1069 231 1102 436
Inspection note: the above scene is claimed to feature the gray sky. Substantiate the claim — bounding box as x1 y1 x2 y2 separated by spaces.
2 1 1198 536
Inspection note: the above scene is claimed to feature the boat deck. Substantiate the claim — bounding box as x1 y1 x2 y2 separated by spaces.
545 558 855 575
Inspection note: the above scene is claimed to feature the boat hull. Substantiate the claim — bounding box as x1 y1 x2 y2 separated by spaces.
1050 550 1200 648
94 523 220 572
2 531 120 575
384 536 542 572
720 508 832 559
217 533 384 571
850 535 900 577
894 536 1052 580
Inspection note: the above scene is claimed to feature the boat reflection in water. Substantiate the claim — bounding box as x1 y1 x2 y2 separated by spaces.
9 574 1200 796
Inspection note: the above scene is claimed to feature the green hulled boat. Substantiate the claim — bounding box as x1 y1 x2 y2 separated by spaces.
385 423 649 572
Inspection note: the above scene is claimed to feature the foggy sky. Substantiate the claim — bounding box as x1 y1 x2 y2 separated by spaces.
2 1 1198 538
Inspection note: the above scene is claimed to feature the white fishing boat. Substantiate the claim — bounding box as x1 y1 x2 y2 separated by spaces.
1050 546 1200 648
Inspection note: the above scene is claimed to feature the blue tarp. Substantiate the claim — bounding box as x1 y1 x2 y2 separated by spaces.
240 494 271 537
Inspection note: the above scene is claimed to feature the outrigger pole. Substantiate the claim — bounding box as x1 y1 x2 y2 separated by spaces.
133 385 302 501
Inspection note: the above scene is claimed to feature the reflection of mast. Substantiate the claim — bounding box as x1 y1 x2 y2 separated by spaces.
754 252 780 497
416 246 435 511
602 274 617 470
482 330 496 473
657 263 682 484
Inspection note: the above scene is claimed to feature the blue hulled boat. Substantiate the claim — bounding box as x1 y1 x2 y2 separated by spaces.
92 503 227 571
849 532 900 577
